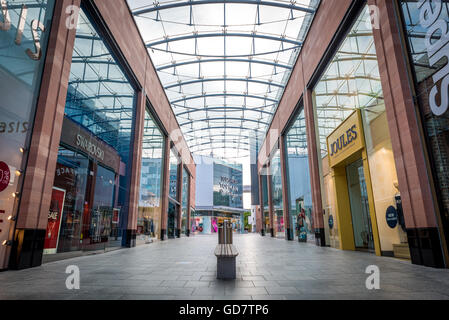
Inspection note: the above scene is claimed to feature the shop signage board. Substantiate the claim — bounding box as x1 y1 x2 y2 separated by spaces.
43 187 66 254
59 117 120 172
419 0 449 116
326 110 365 168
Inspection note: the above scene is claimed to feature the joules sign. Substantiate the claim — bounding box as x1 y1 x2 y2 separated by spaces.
419 0 449 116
0 0 46 61
327 110 365 168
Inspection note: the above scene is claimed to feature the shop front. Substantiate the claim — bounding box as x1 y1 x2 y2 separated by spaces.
137 109 165 244
43 7 136 256
284 107 315 243
314 5 409 258
0 0 55 269
191 210 244 235
398 0 449 265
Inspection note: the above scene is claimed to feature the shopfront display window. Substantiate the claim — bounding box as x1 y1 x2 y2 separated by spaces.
45 8 136 254
169 149 180 200
181 168 189 235
285 108 314 243
270 149 284 239
399 0 449 252
260 172 270 235
138 109 164 243
313 5 406 255
0 0 55 268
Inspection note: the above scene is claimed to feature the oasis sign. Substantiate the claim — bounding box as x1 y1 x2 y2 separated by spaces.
327 110 364 168
419 0 449 116
0 0 46 61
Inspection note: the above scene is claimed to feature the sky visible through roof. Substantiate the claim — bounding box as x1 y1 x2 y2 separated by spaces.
127 0 319 207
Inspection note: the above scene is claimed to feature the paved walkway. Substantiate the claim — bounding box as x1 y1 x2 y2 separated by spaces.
1 234 449 300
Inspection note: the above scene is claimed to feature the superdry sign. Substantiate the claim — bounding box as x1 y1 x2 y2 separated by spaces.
419 0 449 116
327 110 365 168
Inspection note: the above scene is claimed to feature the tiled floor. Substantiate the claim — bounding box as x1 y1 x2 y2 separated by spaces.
1 233 449 300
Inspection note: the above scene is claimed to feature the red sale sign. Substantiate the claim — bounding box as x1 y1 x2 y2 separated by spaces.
0 161 10 192
44 187 66 254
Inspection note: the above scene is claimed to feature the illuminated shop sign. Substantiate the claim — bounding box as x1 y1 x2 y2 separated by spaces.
0 0 46 60
327 110 365 168
419 0 449 116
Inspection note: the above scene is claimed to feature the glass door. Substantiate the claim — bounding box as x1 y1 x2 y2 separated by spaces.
167 201 178 239
346 159 374 251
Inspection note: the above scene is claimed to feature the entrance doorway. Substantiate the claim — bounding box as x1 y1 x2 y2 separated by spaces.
167 201 178 239
346 159 374 251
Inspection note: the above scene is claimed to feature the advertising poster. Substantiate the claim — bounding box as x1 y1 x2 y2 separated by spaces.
44 187 66 254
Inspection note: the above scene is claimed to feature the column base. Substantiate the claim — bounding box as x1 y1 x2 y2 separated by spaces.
286 228 294 241
124 229 136 248
160 229 166 241
315 228 326 247
406 228 445 268
9 229 45 270
270 228 274 237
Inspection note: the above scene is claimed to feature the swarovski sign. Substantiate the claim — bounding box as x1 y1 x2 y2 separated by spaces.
419 0 449 116
76 134 105 161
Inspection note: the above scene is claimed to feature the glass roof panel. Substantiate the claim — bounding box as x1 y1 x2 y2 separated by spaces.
128 0 320 161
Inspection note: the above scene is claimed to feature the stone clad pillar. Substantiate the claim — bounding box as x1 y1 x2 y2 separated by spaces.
304 88 326 246
125 90 146 247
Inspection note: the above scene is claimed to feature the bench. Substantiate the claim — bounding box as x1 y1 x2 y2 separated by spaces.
214 244 239 280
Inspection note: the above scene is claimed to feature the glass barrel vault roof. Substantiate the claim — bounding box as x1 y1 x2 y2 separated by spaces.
128 0 319 160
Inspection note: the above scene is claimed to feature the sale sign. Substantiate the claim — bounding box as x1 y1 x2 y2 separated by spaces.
43 187 66 254
0 161 10 192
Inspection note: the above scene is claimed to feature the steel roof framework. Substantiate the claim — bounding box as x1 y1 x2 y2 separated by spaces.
128 0 319 160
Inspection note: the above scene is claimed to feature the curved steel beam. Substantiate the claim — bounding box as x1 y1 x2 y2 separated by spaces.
187 133 253 143
157 58 292 71
146 33 302 47
183 126 264 136
150 45 300 59
133 1 315 15
180 117 269 126
165 78 283 90
171 93 278 104
191 146 251 154
189 140 250 149
176 106 273 117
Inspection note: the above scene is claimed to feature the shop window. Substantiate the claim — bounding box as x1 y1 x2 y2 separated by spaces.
138 109 164 243
181 168 189 235
0 0 55 266
260 172 270 234
399 0 449 253
285 108 314 243
312 6 406 255
45 8 136 255
169 149 180 200
270 149 284 239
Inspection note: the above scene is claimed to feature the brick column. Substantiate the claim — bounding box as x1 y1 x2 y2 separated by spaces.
9 0 80 270
280 135 292 240
257 174 264 235
369 0 446 267
160 138 171 240
176 162 183 238
124 90 145 247
266 165 275 237
304 88 326 247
